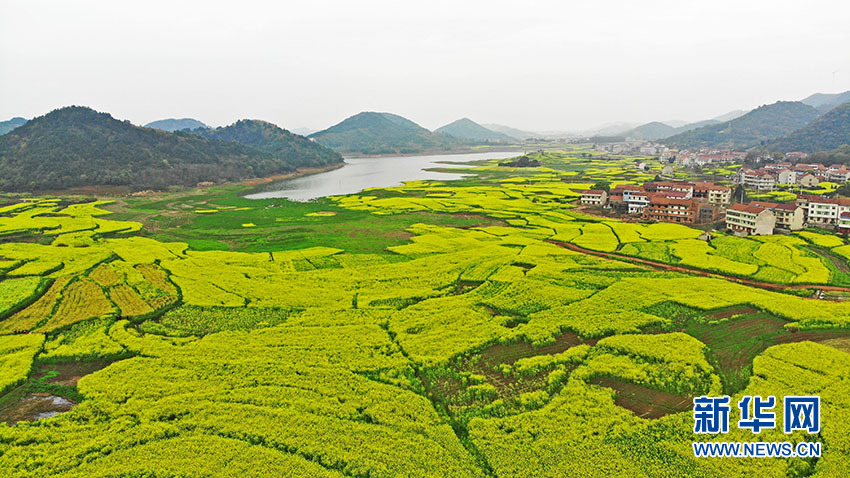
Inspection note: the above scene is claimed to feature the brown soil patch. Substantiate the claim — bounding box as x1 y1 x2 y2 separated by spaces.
33 360 113 387
590 377 692 419
0 393 76 425
478 333 595 369
820 337 850 354
809 247 850 275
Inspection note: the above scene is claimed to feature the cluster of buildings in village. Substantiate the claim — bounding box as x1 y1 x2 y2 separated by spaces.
593 141 668 156
578 145 850 236
664 148 746 168
737 162 850 191
580 181 850 237
580 180 731 225
723 195 850 236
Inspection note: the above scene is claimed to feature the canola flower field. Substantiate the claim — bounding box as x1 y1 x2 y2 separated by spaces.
1 151 850 477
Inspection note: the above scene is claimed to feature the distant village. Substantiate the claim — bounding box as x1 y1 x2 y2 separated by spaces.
581 144 850 236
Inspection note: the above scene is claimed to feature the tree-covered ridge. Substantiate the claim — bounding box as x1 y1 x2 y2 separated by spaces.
622 121 677 140
801 89 850 113
144 118 209 132
192 119 343 168
663 101 820 150
309 111 468 155
0 107 315 192
435 118 515 141
767 101 850 153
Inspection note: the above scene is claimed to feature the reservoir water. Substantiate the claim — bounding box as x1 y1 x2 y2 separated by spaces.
245 151 519 201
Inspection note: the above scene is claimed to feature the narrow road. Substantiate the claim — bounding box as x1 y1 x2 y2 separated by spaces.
548 240 850 296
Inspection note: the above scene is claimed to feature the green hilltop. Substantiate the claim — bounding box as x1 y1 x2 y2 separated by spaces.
767 101 850 153
144 118 209 132
663 101 820 149
309 111 467 155
435 118 515 141
192 119 342 168
622 121 677 140
0 106 325 192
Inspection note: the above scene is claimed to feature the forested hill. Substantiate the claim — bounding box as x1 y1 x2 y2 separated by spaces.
801 90 850 113
192 119 342 167
144 118 209 131
0 106 300 191
435 118 514 141
767 102 850 153
621 121 677 140
663 101 820 149
309 111 467 155
0 117 28 135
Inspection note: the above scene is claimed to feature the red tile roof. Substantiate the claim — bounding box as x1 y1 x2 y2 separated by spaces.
750 201 799 211
728 204 767 214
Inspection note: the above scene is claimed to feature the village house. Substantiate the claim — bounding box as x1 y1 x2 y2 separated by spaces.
776 169 796 185
642 195 699 224
644 181 694 197
785 152 809 161
805 196 850 226
580 190 608 206
725 204 776 236
764 162 792 171
827 166 850 183
798 174 819 187
623 187 650 214
749 201 805 230
661 164 675 176
839 213 850 234
692 182 731 205
738 168 776 191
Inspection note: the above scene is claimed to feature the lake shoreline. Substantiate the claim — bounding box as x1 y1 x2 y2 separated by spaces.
245 151 518 201
340 146 525 159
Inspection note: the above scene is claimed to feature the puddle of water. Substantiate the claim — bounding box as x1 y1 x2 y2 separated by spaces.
0 393 76 425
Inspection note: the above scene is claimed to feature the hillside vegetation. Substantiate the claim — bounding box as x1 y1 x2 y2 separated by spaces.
622 122 677 140
144 118 209 132
664 101 820 149
193 119 343 168
801 90 850 113
767 101 850 153
435 118 515 141
0 117 27 136
0 107 307 191
309 112 467 155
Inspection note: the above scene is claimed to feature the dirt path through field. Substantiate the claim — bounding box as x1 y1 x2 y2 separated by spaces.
549 240 850 295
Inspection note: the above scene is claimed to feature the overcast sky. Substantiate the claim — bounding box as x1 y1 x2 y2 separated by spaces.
2 0 849 132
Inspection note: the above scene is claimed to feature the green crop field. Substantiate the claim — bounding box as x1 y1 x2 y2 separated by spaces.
1 150 849 476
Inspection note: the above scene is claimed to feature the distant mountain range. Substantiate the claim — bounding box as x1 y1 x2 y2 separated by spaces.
482 124 539 140
712 110 748 122
0 106 341 191
435 118 515 141
621 122 678 140
766 101 850 153
620 110 747 140
800 90 850 113
663 101 821 149
192 119 341 168
0 117 27 135
309 112 467 155
145 118 209 132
